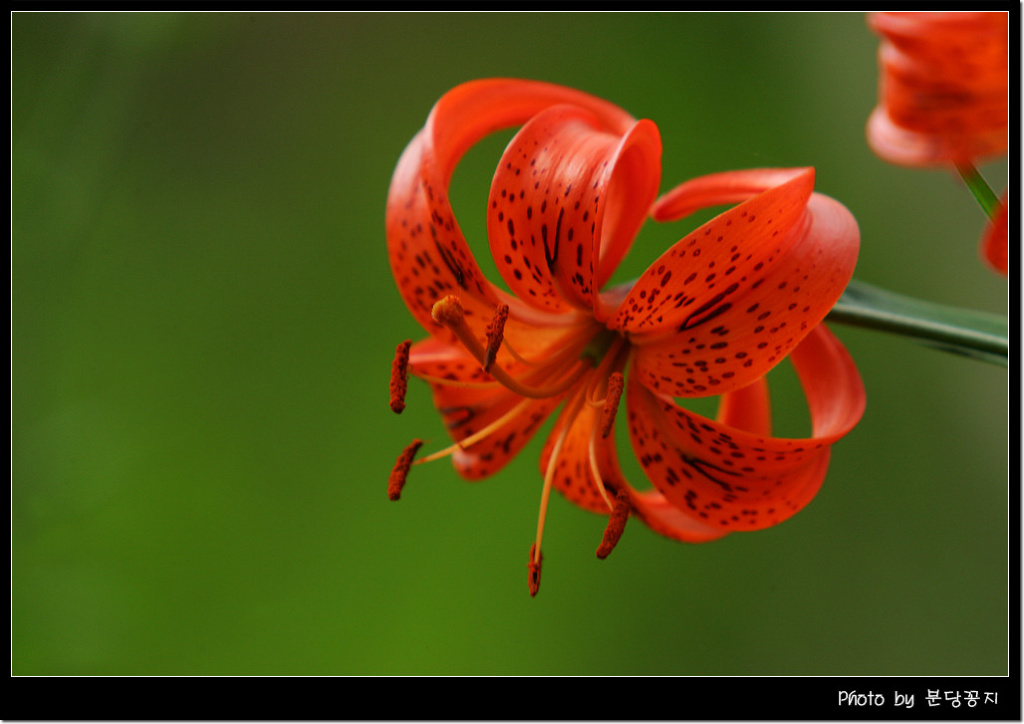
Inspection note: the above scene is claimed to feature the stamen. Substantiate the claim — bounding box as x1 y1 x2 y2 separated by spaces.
599 372 624 439
527 543 542 597
387 439 423 501
596 489 631 559
484 303 509 372
389 340 412 414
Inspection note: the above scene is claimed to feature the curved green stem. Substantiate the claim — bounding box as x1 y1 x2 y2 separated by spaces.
826 279 1008 367
956 162 1001 219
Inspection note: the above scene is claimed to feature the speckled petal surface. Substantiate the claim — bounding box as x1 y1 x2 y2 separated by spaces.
625 324 864 533
488 107 661 315
613 169 859 398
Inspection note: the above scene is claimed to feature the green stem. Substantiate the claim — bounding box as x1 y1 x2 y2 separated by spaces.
956 162 1001 219
826 279 1007 367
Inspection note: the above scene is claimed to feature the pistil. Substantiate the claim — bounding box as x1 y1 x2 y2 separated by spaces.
431 295 593 400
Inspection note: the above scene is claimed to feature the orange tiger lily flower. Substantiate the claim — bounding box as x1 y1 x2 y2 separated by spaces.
866 11 1009 167
386 79 865 595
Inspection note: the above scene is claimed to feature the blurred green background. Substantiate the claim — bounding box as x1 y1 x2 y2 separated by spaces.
13 12 1009 676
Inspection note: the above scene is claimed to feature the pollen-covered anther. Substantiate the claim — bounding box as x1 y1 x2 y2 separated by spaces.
431 294 465 327
599 372 624 439
596 490 631 559
527 543 543 597
388 438 423 501
484 303 509 371
389 339 412 414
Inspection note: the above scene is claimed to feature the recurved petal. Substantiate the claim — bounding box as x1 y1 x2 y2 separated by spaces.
387 130 501 341
387 79 639 337
423 78 636 184
625 324 864 534
981 190 1008 276
488 106 661 313
715 375 772 437
626 490 733 544
536 379 729 542
649 168 820 223
409 337 564 480
613 168 859 398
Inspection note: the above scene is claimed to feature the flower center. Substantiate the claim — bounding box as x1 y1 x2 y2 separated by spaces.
388 294 634 596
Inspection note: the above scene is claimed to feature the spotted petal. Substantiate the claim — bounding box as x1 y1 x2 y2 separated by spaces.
488 106 661 313
625 323 865 533
612 168 859 398
387 79 639 340
624 377 771 544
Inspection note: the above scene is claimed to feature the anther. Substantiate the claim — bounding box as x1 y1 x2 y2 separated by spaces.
484 303 509 372
431 295 465 327
527 543 543 597
389 340 412 414
599 372 624 438
388 439 423 501
596 489 631 559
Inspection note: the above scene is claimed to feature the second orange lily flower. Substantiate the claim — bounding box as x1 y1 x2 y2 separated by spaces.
867 11 1009 276
867 11 1008 168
